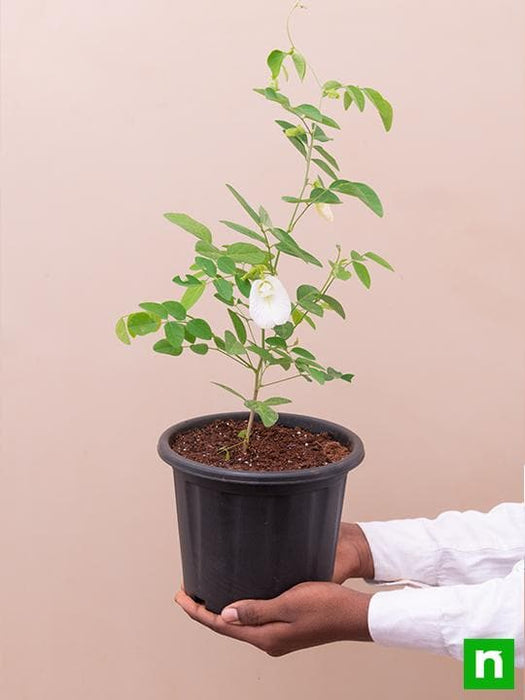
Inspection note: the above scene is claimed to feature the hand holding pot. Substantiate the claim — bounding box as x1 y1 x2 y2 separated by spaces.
175 582 372 657
332 523 375 583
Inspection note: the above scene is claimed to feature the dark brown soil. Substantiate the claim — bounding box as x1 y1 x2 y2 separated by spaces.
170 418 351 472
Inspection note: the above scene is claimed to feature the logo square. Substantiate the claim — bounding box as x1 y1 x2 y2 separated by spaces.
464 639 515 690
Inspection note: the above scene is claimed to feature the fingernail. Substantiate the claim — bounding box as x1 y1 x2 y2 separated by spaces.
221 607 239 623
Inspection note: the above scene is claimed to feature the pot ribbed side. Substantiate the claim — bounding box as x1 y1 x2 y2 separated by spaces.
159 412 365 613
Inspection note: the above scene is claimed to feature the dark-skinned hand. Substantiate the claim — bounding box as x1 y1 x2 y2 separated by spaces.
174 522 375 656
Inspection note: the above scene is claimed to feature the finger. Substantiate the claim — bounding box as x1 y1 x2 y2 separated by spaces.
221 596 288 626
174 590 285 648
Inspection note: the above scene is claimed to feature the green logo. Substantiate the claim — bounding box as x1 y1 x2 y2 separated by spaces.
464 639 515 690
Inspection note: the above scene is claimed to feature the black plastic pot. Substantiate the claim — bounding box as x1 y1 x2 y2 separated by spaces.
158 411 365 613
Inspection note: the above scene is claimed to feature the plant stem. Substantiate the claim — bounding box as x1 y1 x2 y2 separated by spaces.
210 347 254 370
274 122 316 270
244 329 266 450
261 373 302 388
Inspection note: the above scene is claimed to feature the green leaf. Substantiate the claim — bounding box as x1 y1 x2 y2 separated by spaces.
292 307 316 329
321 294 346 319
213 335 226 351
323 80 342 91
320 114 341 129
340 373 354 382
292 103 320 120
297 300 324 317
162 300 187 320
309 187 341 204
352 261 371 289
272 228 322 267
228 309 247 344
226 184 261 225
219 220 266 244
172 274 202 287
194 256 217 277
293 104 340 129
194 240 221 260
244 400 279 427
264 396 292 406
211 382 246 400
296 285 324 316
235 274 251 298
362 87 393 131
326 367 342 379
330 180 383 217
343 90 352 111
153 339 182 356
309 368 327 385
345 86 365 111
266 336 287 349
273 321 294 340
330 260 352 280
313 158 338 180
164 213 212 243
127 312 161 338
225 242 267 264
190 343 208 355
258 205 273 230
312 124 332 142
272 357 292 370
291 51 306 80
115 317 131 345
267 49 287 79
253 87 292 109
364 251 394 271
297 284 319 300
282 196 307 203
164 321 185 347
213 278 234 301
247 344 274 362
138 302 168 319
181 282 205 310
291 347 316 360
313 145 339 171
276 119 296 131
216 256 237 274
224 330 246 355
287 136 307 158
350 250 364 261
186 318 212 340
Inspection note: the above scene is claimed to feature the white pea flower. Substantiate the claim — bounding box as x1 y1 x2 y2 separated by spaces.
249 275 291 329
315 202 334 222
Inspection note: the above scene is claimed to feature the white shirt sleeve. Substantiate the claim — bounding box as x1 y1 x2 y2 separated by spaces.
357 502 525 665
367 559 524 666
358 502 525 585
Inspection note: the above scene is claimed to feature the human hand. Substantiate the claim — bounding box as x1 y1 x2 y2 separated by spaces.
332 523 375 583
175 581 372 657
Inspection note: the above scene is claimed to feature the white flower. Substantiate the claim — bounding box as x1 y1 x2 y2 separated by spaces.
315 202 334 222
249 275 291 329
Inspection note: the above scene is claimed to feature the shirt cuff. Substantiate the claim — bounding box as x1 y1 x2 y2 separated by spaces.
357 520 437 584
368 587 446 656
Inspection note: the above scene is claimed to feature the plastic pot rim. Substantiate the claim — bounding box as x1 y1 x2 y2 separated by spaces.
157 411 365 485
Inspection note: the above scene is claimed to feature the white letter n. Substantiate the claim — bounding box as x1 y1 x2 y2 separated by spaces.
475 650 504 679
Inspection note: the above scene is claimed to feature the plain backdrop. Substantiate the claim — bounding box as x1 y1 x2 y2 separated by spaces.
1 0 524 698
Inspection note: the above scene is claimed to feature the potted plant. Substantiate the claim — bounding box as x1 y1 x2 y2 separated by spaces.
116 2 394 614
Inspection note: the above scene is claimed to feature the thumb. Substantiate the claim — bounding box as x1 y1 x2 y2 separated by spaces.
221 597 283 626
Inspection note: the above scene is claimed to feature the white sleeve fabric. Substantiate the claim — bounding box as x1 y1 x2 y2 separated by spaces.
367 559 524 666
357 502 525 586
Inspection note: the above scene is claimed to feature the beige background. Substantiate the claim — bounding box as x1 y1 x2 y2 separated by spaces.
1 0 524 698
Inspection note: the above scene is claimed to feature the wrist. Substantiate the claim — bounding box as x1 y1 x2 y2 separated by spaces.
340 523 375 580
341 587 374 642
